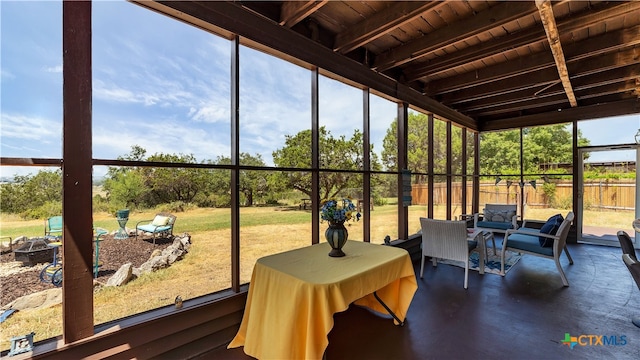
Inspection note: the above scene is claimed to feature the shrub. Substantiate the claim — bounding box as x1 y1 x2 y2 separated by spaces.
541 182 556 206
93 195 111 213
373 194 387 206
554 196 572 210
20 201 62 220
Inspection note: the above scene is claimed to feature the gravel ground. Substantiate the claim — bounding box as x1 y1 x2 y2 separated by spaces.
0 235 172 307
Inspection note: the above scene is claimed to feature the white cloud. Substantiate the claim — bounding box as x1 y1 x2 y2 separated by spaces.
44 65 62 73
0 113 60 142
190 103 229 124
92 113 230 162
0 69 16 80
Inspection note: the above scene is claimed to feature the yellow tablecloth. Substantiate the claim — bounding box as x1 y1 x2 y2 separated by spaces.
228 240 418 360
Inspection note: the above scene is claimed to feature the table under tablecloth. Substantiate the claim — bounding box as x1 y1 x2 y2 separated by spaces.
228 240 417 360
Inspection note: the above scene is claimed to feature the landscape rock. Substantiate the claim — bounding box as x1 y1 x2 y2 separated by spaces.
0 233 179 307
4 288 62 311
106 263 135 287
12 236 28 246
102 234 192 286
149 249 162 260
138 255 170 274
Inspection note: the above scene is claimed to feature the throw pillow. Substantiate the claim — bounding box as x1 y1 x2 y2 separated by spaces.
504 210 516 223
152 215 169 226
539 214 564 247
483 209 496 221
483 209 513 222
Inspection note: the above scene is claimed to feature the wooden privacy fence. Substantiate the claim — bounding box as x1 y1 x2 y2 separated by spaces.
581 179 635 211
412 179 635 211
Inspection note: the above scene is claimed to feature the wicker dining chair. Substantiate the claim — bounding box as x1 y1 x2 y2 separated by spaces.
419 218 484 289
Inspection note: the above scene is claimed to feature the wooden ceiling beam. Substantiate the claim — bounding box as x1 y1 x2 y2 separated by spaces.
426 25 640 96
405 1 638 82
461 66 640 113
469 81 637 118
536 0 577 107
280 1 328 28
442 46 640 106
480 99 640 131
333 1 441 54
372 1 538 71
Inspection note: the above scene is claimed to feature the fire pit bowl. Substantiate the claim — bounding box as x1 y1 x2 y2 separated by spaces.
14 238 54 266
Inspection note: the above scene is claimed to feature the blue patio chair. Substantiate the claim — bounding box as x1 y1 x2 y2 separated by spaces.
135 213 177 245
45 216 63 239
501 212 574 286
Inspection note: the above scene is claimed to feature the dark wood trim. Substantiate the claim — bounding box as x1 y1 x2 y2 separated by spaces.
230 35 241 292
519 128 525 218
571 120 579 245
427 113 434 219
363 88 371 242
397 102 408 240
473 132 480 214
461 128 467 217
311 68 320 244
62 0 93 343
30 292 248 360
0 158 62 166
446 121 452 220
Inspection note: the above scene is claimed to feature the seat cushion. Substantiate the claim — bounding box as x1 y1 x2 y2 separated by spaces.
539 214 563 247
138 224 172 233
476 221 514 230
507 233 554 256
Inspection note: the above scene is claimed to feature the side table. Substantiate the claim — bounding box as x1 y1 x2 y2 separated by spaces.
467 229 496 260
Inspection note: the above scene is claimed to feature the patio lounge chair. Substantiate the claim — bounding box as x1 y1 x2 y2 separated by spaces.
501 212 574 286
135 213 176 245
45 216 63 239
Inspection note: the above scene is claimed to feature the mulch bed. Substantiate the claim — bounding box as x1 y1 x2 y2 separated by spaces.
0 234 172 307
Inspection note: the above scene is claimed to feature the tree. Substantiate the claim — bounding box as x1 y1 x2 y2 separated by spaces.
272 127 380 200
141 152 208 205
479 124 590 175
102 170 147 209
103 146 150 209
381 113 463 182
103 146 214 209
523 124 590 172
208 153 269 206
0 170 62 218
478 129 521 175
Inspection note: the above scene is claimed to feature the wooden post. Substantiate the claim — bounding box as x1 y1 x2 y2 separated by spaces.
62 0 93 342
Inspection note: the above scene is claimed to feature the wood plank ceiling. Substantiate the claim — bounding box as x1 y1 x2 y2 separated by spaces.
149 1 640 131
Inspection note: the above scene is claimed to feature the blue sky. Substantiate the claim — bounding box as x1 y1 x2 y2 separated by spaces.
1 0 638 179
